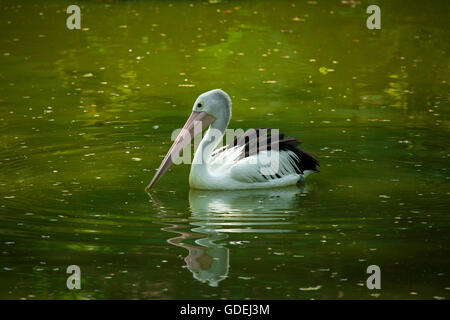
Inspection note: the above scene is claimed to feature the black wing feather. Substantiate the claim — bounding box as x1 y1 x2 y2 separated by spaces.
217 128 319 174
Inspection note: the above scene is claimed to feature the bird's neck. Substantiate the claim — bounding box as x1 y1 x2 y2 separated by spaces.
193 120 227 164
190 119 227 185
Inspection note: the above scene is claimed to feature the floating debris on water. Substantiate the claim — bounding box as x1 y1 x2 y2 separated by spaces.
299 285 321 291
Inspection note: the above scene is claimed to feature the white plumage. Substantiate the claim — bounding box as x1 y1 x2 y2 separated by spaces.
191 142 305 190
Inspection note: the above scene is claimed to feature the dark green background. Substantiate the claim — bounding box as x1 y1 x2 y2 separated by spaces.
0 0 448 299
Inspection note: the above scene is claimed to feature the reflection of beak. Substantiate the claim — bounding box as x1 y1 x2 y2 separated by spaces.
145 111 215 191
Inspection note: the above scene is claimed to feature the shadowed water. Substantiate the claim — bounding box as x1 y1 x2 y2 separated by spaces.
0 0 449 299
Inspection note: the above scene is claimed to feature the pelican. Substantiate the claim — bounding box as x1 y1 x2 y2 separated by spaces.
146 89 319 191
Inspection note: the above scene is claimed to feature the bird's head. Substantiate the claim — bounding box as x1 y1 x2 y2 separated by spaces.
192 89 232 127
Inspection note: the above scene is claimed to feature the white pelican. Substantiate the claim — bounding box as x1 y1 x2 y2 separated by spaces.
146 89 319 191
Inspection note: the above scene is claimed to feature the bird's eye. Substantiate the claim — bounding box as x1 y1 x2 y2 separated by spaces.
197 103 202 108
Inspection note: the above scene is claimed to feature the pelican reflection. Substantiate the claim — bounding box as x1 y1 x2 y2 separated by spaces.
159 186 309 287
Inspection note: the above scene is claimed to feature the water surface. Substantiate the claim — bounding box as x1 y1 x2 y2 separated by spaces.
0 0 449 299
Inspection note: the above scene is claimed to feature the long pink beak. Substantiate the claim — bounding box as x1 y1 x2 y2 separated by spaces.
145 111 215 191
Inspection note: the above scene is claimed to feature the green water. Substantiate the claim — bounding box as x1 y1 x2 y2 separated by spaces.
0 0 449 300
